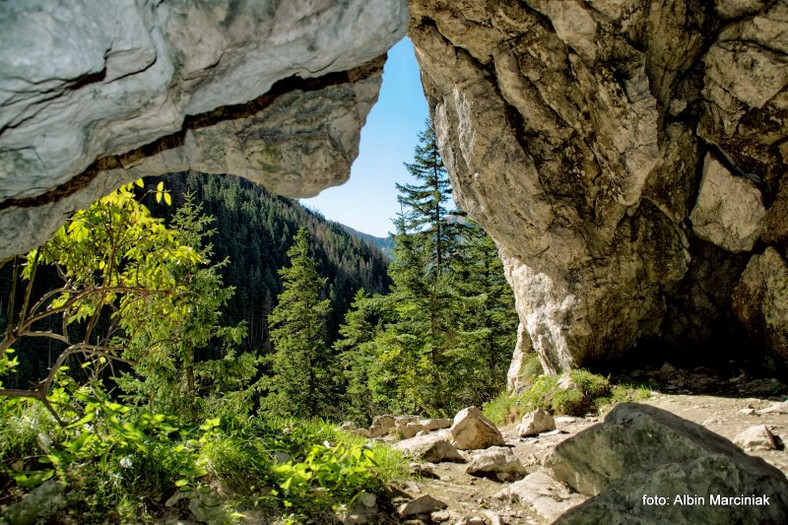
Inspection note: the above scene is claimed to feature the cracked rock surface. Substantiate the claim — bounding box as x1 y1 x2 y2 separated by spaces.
409 0 788 373
0 0 407 257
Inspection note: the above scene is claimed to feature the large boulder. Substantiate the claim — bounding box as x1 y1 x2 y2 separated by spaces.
545 403 788 523
733 247 788 361
450 407 505 450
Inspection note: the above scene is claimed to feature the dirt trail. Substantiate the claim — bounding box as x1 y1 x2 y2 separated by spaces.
390 374 788 524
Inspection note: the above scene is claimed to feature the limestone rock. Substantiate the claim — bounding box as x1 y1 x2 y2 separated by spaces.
733 248 788 361
393 431 465 463
450 407 505 450
400 422 428 439
465 446 527 482
689 154 765 253
545 403 788 523
0 0 408 258
734 425 778 451
398 494 447 518
2 0 787 377
495 469 586 523
369 415 397 438
758 401 788 415
419 418 453 431
517 410 556 437
410 0 786 372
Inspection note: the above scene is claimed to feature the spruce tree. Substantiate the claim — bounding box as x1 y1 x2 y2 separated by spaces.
264 228 334 418
340 119 519 417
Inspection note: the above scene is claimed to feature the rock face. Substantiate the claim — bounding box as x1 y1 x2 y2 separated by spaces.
733 247 788 361
545 403 788 523
0 0 408 258
409 0 788 372
1 1 787 373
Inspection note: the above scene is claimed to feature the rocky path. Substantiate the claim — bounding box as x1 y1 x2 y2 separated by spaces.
380 380 788 524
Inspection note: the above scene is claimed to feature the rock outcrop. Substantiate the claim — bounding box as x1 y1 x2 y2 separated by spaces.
409 0 788 372
0 0 408 257
1 0 787 373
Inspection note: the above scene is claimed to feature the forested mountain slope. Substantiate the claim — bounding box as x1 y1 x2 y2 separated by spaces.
146 172 392 351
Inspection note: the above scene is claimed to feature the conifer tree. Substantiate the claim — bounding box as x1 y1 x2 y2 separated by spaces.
264 228 334 418
338 120 518 417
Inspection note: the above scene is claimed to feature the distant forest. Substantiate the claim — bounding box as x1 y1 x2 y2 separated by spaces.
144 172 392 352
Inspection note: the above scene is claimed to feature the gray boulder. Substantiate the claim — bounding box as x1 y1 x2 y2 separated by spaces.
545 403 788 523
465 446 527 482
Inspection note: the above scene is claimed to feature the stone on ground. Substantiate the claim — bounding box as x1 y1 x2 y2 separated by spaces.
734 425 778 451
450 407 505 450
420 418 453 431
495 469 586 522
400 422 428 439
393 431 465 463
465 446 527 482
398 494 447 518
517 409 556 437
758 400 788 415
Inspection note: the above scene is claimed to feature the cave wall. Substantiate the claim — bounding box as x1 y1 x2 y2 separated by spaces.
1 0 787 379
408 0 788 380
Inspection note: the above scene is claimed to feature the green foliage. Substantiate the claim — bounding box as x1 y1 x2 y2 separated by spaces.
144 172 391 352
264 228 337 419
0 181 407 523
112 192 255 422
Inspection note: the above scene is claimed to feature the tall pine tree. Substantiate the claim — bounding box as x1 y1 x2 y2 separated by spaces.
264 228 335 418
337 120 518 418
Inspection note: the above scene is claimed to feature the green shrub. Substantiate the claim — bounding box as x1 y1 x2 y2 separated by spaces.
484 369 652 422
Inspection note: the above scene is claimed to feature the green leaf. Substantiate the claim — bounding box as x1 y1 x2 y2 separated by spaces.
13 469 54 489
174 478 189 487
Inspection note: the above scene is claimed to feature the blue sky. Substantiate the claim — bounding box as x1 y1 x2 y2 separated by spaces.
300 38 429 238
